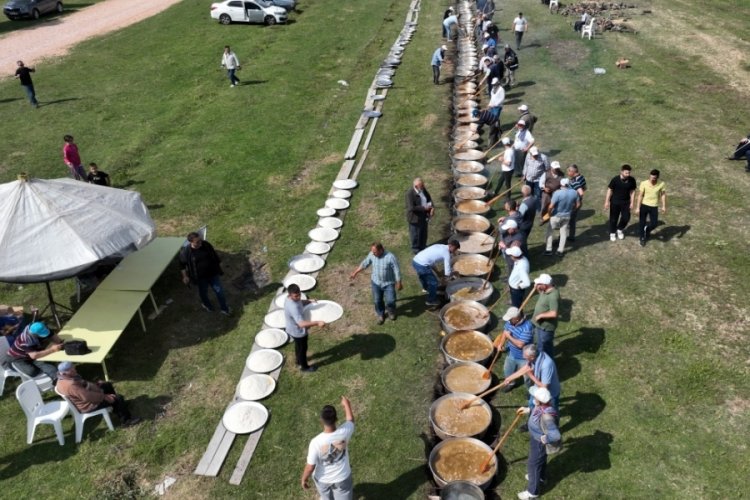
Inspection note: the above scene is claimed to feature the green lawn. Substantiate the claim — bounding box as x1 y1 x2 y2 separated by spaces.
0 0 749 498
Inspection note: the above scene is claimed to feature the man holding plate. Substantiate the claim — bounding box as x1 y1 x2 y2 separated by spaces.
284 284 326 373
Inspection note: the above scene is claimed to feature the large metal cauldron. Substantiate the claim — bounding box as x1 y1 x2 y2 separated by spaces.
430 392 492 440
440 481 484 500
440 329 494 365
428 437 497 490
451 214 491 235
439 300 490 333
446 277 494 304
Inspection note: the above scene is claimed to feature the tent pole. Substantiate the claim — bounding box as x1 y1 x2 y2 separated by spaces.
44 281 62 328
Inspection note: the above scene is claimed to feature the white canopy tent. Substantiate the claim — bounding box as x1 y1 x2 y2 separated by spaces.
0 176 156 324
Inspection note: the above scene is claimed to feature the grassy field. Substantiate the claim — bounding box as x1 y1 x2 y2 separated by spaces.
0 0 749 498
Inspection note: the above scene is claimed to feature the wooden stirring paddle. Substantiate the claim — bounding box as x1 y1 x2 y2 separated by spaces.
480 412 524 473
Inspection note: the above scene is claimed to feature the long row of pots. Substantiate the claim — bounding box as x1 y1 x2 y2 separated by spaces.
427 1 507 498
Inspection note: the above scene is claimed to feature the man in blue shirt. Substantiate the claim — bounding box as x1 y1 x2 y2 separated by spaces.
412 240 459 308
494 306 533 392
431 45 447 85
350 242 402 324
503 343 561 414
544 178 580 256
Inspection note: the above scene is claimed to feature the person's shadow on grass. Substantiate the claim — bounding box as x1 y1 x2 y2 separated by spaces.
555 327 605 382
652 223 690 242
354 464 426 499
310 333 395 368
545 430 614 492
0 439 75 479
559 391 606 433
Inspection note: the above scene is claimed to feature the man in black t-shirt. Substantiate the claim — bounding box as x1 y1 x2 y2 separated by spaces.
14 61 38 108
86 163 111 186
604 164 637 241
179 233 231 315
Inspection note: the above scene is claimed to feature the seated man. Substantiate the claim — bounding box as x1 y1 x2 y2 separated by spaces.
56 362 141 426
726 134 750 172
8 322 63 381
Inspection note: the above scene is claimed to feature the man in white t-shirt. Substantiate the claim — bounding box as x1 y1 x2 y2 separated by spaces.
512 13 528 50
302 397 356 500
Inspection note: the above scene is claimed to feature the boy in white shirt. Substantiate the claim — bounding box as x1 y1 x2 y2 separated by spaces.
302 397 355 499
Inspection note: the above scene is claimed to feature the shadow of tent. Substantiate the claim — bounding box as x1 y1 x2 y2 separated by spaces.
310 333 396 367
126 394 172 420
559 391 606 433
354 464 426 499
545 430 614 491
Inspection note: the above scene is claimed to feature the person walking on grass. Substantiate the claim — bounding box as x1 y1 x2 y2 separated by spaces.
350 242 403 325
14 61 38 108
566 164 587 242
530 274 559 358
221 45 241 87
512 12 528 50
405 177 434 254
544 178 580 257
302 396 355 499
604 164 637 241
284 284 325 373
63 135 86 181
180 232 231 316
431 45 447 85
635 169 667 247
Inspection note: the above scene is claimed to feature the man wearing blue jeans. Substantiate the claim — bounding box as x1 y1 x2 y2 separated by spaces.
494 306 533 393
412 240 460 308
350 242 402 325
221 45 241 87
530 274 559 357
180 232 231 315
14 61 38 108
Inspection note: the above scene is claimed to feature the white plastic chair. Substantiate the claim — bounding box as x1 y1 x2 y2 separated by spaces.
549 0 559 13
55 386 114 443
14 364 54 393
581 17 595 39
16 380 69 445
0 337 22 396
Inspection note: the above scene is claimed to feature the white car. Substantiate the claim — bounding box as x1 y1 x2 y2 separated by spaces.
210 0 287 25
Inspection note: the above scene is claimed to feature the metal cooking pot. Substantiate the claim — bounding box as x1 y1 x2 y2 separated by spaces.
454 173 488 188
454 199 491 216
430 393 492 440
446 277 494 304
440 481 484 500
450 141 480 154
452 187 487 203
452 160 485 176
452 149 485 162
428 437 497 490
441 361 492 394
451 231 495 256
440 329 494 364
451 253 493 277
451 214 491 235
439 300 490 333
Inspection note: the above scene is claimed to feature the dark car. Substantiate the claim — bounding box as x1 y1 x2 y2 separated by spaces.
4 0 63 20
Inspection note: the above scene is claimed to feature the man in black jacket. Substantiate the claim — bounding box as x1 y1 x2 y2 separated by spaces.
405 178 434 254
727 134 750 172
180 232 231 315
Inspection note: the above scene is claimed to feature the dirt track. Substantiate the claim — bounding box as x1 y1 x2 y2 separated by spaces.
1 0 182 74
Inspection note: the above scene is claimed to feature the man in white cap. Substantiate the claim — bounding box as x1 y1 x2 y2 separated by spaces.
513 119 535 176
516 384 561 499
431 45 448 84
494 307 533 392
530 274 560 357
545 178 580 256
499 218 527 277
506 246 530 307
522 144 546 202
517 104 537 132
497 137 516 197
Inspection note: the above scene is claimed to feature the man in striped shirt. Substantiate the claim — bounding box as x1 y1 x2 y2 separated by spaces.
350 243 402 324
567 164 587 242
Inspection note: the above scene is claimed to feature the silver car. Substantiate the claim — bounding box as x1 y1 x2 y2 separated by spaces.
3 0 62 20
210 0 287 25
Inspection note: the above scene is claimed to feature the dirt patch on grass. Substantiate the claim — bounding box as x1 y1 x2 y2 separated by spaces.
292 153 341 186
547 40 590 70
316 263 375 338
421 114 438 129
354 197 385 229
156 216 200 237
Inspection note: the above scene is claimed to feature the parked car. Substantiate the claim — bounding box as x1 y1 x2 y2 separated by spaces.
210 0 287 25
3 0 62 20
256 0 295 11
